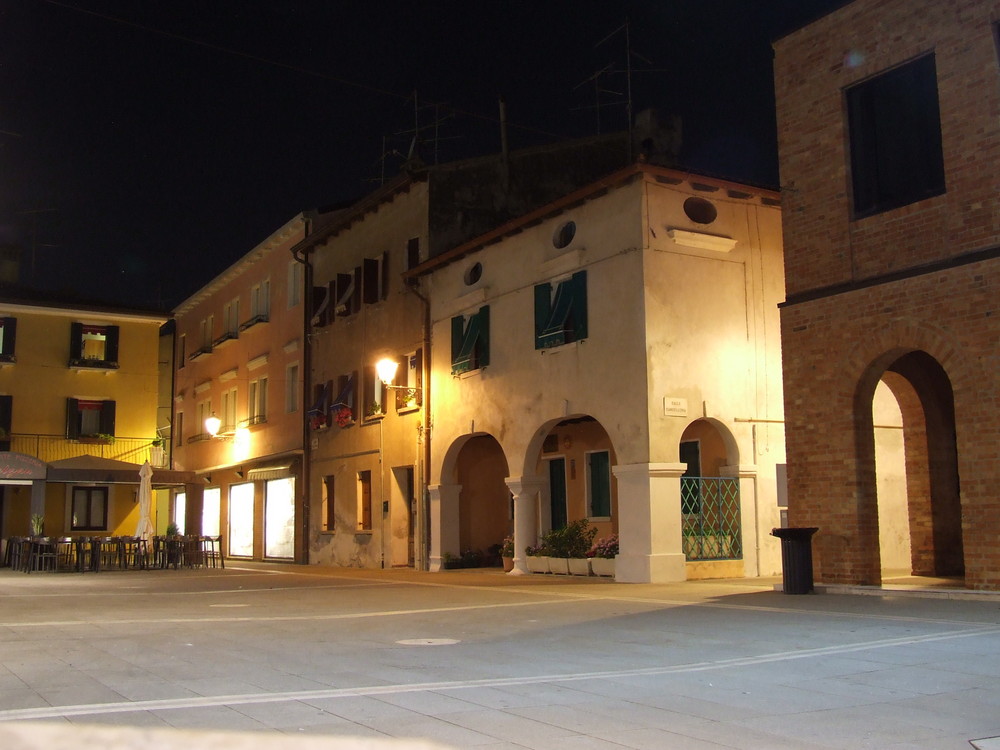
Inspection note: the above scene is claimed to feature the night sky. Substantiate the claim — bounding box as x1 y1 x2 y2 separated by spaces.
0 0 846 310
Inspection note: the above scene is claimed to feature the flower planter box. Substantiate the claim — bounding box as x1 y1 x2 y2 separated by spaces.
547 557 570 575
590 557 616 577
568 557 591 576
526 555 549 573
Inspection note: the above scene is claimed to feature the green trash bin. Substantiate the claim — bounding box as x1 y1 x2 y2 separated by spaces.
771 527 818 594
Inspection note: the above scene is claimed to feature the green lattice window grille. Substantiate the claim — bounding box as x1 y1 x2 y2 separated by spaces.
681 477 742 561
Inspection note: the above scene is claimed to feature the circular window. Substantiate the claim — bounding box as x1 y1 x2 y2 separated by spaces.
553 220 576 249
683 197 718 225
463 261 483 286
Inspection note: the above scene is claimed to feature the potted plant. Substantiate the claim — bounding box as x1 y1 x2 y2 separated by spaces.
30 513 44 537
587 533 619 577
525 542 549 573
500 534 514 572
542 519 596 575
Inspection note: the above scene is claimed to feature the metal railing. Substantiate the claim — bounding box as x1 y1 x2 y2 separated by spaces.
6 434 167 467
681 476 742 561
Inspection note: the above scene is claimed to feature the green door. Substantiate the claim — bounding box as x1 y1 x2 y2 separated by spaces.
548 458 567 529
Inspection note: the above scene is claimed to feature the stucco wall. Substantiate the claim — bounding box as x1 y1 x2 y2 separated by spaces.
308 185 429 569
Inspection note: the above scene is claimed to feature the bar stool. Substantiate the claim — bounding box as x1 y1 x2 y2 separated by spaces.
200 536 224 568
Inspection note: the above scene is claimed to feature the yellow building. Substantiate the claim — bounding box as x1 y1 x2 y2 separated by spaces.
0 292 191 542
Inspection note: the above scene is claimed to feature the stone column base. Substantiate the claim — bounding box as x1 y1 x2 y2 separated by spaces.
616 552 687 583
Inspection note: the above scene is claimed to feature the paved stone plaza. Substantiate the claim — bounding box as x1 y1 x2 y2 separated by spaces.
0 564 998 748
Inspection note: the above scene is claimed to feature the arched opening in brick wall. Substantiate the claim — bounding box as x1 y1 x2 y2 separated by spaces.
865 351 964 584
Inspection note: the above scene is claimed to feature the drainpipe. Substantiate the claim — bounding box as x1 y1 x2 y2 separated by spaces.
292 212 314 565
406 277 432 571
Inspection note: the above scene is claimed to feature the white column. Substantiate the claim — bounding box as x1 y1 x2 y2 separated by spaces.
427 483 460 572
613 462 688 583
722 463 759 578
506 476 543 575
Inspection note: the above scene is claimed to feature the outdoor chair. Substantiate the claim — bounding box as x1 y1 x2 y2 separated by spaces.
94 537 122 571
53 537 76 572
120 537 148 569
5 537 27 571
181 535 204 567
25 537 57 573
75 537 97 572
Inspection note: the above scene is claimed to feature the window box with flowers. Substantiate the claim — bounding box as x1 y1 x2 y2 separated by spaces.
333 406 354 428
587 533 618 577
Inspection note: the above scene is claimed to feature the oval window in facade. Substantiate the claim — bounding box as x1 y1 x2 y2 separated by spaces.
464 261 483 286
683 197 718 225
553 220 576 249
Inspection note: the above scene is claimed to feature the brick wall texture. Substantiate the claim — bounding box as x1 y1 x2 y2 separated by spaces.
774 0 1000 589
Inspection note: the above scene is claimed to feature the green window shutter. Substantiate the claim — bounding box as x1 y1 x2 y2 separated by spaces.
478 305 490 369
534 283 552 349
451 315 465 373
105 325 120 365
571 270 588 341
536 271 587 349
66 397 80 439
451 306 489 375
69 322 83 361
588 450 611 517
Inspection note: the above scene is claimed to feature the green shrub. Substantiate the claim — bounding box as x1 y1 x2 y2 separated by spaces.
541 519 597 558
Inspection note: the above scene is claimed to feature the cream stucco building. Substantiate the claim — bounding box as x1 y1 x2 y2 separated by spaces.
410 163 788 582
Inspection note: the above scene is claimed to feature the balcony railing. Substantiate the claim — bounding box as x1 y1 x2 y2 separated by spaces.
5 434 167 467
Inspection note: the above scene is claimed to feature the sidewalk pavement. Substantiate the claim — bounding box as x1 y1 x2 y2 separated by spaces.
1 563 999 749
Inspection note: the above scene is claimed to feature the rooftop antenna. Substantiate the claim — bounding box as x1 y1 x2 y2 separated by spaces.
578 18 655 161
572 63 620 135
597 19 634 160
369 91 460 185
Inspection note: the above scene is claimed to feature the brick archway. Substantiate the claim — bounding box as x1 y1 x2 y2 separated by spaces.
844 319 978 586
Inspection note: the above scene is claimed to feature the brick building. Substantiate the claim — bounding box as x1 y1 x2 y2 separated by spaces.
774 0 1000 589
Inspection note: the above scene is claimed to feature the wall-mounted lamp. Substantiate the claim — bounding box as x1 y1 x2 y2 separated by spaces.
375 358 400 387
205 413 222 438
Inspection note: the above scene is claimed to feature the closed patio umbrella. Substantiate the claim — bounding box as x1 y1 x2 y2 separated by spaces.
135 460 154 541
